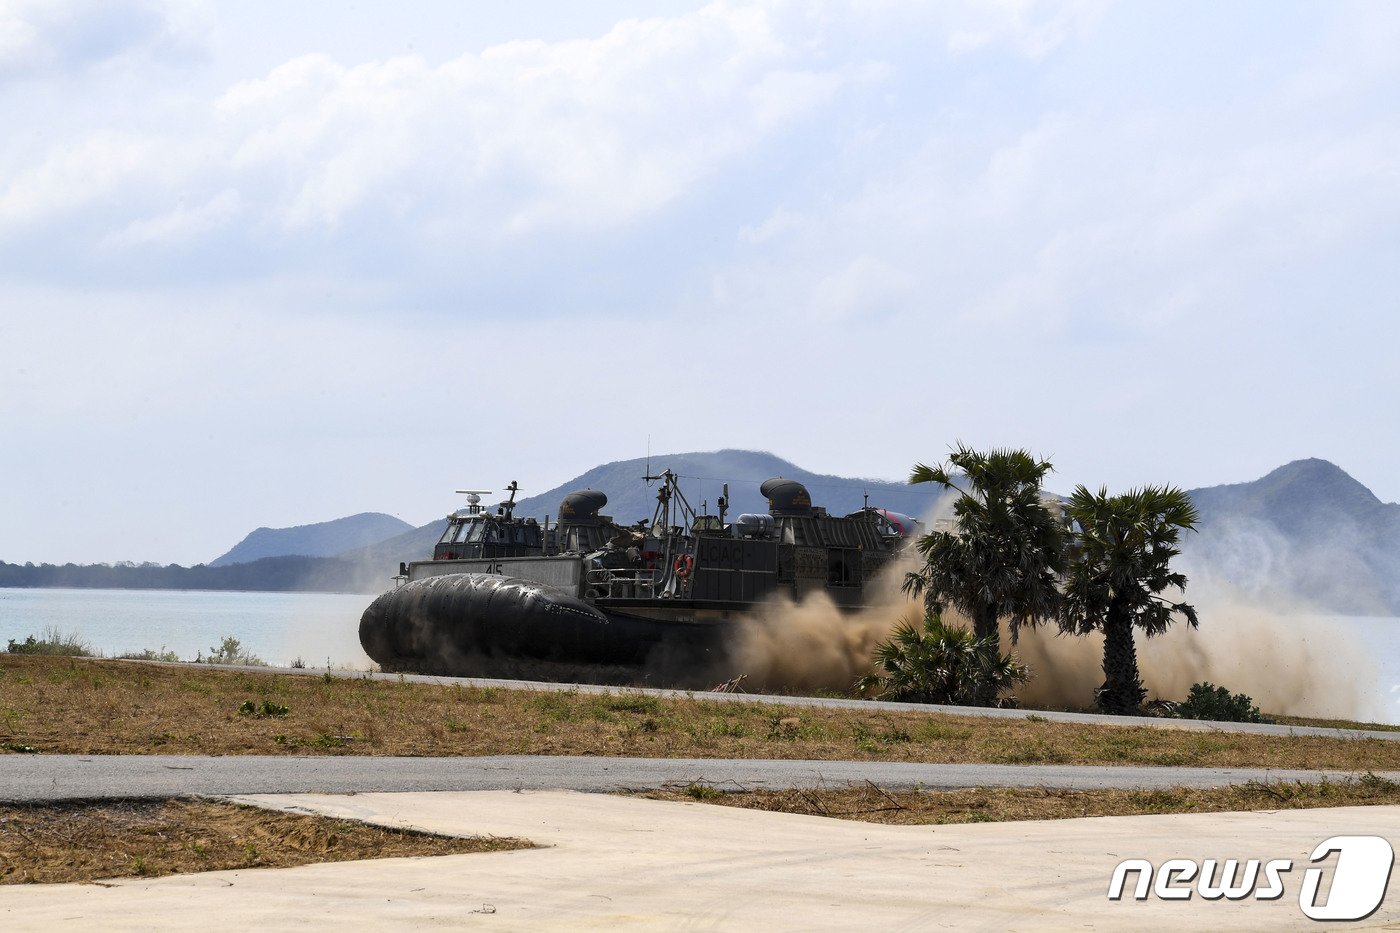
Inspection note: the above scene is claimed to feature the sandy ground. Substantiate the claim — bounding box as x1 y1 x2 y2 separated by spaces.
3 791 1399 930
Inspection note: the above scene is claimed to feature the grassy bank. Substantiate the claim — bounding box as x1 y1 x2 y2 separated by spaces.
0 798 530 885
7 653 1400 888
3 655 1399 770
637 773 1400 825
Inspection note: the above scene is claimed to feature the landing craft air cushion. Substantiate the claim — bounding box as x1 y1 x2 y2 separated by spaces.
358 471 919 684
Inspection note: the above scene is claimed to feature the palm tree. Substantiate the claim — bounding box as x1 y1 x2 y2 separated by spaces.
858 610 1028 706
1058 485 1200 715
902 446 1067 652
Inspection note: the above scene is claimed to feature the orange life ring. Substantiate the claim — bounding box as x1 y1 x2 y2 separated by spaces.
673 554 694 579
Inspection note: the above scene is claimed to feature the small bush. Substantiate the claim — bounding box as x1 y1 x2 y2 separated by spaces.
238 699 289 719
1176 682 1268 724
857 610 1028 706
6 626 95 657
605 694 662 715
118 647 181 662
768 716 804 740
201 637 266 667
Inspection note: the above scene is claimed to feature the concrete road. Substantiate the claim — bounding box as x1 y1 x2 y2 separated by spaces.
3 790 1398 931
3 753 1395 803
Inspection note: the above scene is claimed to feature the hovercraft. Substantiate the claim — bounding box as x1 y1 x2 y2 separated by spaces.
359 472 919 684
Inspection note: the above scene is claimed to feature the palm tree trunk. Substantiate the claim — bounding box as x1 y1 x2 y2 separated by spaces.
1098 603 1146 714
972 603 1001 706
972 603 999 643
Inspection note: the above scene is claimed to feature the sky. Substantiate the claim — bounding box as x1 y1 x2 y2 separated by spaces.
2 0 1397 566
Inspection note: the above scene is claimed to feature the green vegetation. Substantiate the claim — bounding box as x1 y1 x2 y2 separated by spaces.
858 610 1027 705
1177 682 1267 724
882 446 1214 716
640 773 1400 826
1059 485 1200 714
684 783 723 800
201 637 267 667
117 648 181 662
0 556 370 594
5 626 95 658
238 699 290 719
8 653 1399 770
903 447 1065 666
4 629 282 668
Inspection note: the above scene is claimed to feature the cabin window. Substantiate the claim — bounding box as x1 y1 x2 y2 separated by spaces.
466 522 486 543
439 524 460 545
451 522 474 544
828 548 860 587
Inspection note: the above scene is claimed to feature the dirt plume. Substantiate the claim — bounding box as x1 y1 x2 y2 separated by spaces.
727 562 1380 719
1007 585 1379 720
1138 591 1377 720
724 558 919 693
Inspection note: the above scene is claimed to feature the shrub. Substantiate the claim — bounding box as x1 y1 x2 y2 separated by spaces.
5 626 95 657
857 611 1029 706
1176 682 1268 723
117 647 181 662
201 637 266 667
238 699 289 718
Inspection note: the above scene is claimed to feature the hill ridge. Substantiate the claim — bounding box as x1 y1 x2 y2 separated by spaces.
210 511 413 567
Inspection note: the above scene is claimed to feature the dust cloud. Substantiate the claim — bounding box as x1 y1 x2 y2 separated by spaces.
720 496 958 693
724 485 1383 719
1008 588 1379 720
730 572 1380 719
723 557 918 693
1137 595 1376 719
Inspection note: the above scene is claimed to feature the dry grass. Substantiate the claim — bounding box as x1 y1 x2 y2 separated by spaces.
637 773 1400 825
1272 713 1400 733
0 798 532 885
2 655 1399 770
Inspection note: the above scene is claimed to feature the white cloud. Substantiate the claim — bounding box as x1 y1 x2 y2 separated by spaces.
942 0 1109 59
4 1 1400 563
0 0 205 76
809 255 912 322
1 2 856 261
0 131 162 224
101 189 242 249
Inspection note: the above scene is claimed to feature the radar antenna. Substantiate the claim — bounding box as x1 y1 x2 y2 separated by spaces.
454 489 493 517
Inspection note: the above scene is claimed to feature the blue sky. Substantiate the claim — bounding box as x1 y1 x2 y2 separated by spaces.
2 0 1397 565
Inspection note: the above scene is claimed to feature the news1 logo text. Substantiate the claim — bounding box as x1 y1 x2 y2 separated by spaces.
1108 835 1395 921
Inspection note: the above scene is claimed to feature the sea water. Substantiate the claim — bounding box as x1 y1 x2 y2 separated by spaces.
0 587 372 669
1 587 1397 723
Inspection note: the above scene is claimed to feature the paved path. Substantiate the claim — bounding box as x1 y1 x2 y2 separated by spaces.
2 753 1394 803
4 791 1398 930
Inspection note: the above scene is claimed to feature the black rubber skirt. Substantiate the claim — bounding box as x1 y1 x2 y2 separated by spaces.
359 573 722 679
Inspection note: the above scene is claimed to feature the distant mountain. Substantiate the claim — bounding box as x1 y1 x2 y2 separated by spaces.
511 449 941 525
338 449 950 571
25 451 1395 611
209 512 413 567
340 454 1400 615
1183 459 1400 614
